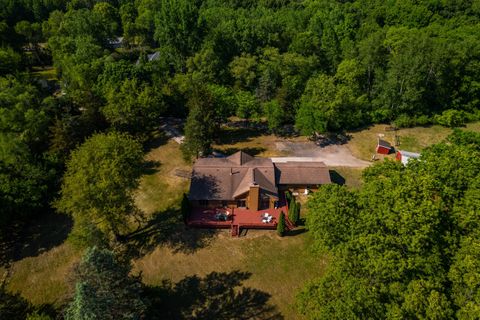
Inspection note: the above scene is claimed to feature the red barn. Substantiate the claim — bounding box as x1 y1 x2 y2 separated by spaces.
376 139 392 154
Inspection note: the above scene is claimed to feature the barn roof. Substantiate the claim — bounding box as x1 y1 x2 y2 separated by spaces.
377 139 392 148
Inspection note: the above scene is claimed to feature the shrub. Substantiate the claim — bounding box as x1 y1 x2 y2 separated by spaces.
277 211 286 237
435 109 466 128
394 114 415 128
289 200 300 226
285 191 292 205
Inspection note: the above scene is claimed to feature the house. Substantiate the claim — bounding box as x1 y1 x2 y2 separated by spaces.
189 151 331 211
396 150 420 165
187 151 331 235
376 138 393 154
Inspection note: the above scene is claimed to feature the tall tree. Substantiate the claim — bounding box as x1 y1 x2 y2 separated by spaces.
66 247 147 320
181 84 216 160
56 131 144 246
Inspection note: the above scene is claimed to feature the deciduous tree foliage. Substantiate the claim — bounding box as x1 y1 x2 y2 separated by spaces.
56 131 144 246
299 131 480 319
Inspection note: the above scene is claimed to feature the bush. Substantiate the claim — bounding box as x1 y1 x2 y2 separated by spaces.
394 114 415 128
288 200 300 226
277 211 286 237
435 109 466 128
394 114 433 128
285 191 292 205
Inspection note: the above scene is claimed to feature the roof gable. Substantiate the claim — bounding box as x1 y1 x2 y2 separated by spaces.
227 151 254 165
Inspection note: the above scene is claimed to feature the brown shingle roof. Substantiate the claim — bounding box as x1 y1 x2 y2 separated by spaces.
189 151 277 201
274 162 331 185
189 152 331 201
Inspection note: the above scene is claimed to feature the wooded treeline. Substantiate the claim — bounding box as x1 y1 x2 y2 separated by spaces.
1 0 480 319
301 130 480 319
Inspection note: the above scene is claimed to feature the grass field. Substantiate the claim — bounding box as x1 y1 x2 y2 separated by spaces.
5 121 478 317
347 122 480 161
132 136 326 319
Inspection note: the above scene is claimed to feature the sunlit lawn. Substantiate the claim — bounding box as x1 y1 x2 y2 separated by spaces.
133 137 327 319
7 243 79 307
347 121 480 161
7 120 475 316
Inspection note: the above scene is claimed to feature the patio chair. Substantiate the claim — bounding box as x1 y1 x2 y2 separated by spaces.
267 216 273 223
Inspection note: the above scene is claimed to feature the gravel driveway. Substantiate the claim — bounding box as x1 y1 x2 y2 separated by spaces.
273 141 371 168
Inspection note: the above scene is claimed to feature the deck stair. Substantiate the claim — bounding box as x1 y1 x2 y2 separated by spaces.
231 224 239 237
284 217 295 230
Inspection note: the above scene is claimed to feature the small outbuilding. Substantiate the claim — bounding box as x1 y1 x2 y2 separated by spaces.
396 150 420 165
376 138 393 154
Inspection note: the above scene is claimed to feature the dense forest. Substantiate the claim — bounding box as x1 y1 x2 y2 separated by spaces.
1 0 480 319
300 130 480 319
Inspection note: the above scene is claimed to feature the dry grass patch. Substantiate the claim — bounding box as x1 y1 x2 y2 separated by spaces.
214 125 308 158
330 166 364 189
133 137 326 319
133 229 325 319
6 243 79 307
136 139 191 214
347 122 480 161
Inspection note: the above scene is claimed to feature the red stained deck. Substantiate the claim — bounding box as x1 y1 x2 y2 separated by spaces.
187 203 291 236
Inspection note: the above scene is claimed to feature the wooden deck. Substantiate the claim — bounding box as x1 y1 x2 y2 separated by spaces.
187 203 292 236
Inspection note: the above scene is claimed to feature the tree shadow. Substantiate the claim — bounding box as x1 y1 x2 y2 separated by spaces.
329 170 345 185
143 130 171 153
142 159 161 176
124 207 217 258
310 132 352 147
145 270 284 320
286 227 307 237
0 212 73 266
215 125 267 145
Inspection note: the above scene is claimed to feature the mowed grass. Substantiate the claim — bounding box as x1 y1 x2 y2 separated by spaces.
135 139 191 214
330 166 364 189
133 230 326 319
133 136 327 319
6 243 79 307
213 125 308 158
347 122 480 161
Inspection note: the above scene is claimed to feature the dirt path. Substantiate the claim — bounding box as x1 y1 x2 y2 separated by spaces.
274 141 371 168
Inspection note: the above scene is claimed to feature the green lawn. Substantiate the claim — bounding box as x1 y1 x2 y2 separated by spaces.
133 137 326 319
347 121 480 161
6 121 475 317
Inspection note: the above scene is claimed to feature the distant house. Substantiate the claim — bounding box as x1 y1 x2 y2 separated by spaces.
189 151 331 211
108 37 124 49
376 138 393 154
187 151 331 235
396 150 420 165
136 51 161 65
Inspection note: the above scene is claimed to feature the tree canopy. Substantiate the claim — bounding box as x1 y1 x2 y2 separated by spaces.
299 131 480 319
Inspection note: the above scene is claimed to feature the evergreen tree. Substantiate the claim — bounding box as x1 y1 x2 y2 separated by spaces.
181 85 216 160
66 247 147 320
277 211 286 237
288 199 297 226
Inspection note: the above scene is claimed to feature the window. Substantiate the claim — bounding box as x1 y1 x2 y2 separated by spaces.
237 200 246 208
199 200 208 207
